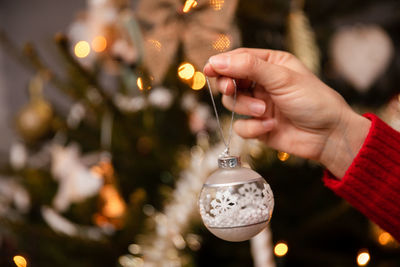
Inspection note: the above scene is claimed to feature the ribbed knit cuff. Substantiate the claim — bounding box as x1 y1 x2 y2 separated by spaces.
323 113 400 241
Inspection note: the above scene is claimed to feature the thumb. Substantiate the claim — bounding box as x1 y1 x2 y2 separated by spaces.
207 52 294 93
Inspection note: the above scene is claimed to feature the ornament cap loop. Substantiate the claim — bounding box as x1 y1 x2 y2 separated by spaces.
218 156 241 168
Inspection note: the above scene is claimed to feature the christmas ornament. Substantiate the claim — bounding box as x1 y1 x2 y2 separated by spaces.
136 0 240 84
15 75 53 142
330 24 394 92
199 78 274 242
51 144 103 212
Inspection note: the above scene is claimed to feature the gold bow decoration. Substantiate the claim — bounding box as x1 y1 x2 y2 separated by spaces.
136 0 240 84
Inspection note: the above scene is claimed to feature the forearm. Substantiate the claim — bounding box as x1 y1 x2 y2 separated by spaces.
323 113 400 241
319 110 371 179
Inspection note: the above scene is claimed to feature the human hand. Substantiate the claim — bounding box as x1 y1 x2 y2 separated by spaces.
203 48 371 178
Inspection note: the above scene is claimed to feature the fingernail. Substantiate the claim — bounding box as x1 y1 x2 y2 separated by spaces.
209 55 229 69
250 102 266 116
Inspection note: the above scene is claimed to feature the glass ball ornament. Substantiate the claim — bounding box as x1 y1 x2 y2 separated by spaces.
15 99 53 142
199 156 274 242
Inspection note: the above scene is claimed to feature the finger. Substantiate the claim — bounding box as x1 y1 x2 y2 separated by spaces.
216 77 253 95
233 118 276 139
203 62 219 77
208 52 296 93
222 94 266 117
208 48 311 75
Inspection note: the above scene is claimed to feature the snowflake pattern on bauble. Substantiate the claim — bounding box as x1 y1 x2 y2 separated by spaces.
200 180 274 228
210 190 238 216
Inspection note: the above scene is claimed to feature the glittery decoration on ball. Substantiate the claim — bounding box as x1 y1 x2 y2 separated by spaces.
199 156 274 242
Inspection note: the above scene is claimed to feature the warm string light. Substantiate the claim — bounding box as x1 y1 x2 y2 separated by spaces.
147 39 162 52
210 0 224 10
100 184 126 218
357 250 370 266
277 151 290 161
137 77 144 90
177 62 205 90
183 0 198 13
137 77 152 90
178 62 195 80
74 41 91 58
191 71 206 90
378 231 394 245
13 255 27 267
274 242 288 257
213 34 231 52
92 36 107 52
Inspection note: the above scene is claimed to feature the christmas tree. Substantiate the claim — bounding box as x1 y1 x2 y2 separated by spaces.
0 0 399 266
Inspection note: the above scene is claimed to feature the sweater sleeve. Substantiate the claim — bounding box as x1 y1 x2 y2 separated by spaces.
323 113 400 241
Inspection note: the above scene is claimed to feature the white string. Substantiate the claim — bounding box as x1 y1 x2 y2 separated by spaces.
206 77 237 157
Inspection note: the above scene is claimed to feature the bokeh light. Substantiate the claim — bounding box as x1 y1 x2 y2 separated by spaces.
74 41 90 58
137 77 144 90
128 244 142 255
92 36 107 52
277 151 290 161
213 34 231 52
274 242 288 257
147 39 162 52
178 62 195 80
136 76 153 91
13 255 27 267
100 184 126 218
378 232 394 245
191 71 206 90
357 250 370 266
183 0 198 13
210 0 224 10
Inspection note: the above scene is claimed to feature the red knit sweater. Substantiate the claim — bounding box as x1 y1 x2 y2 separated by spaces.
323 113 400 241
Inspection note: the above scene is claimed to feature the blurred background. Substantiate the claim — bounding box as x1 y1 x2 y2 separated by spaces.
0 0 399 266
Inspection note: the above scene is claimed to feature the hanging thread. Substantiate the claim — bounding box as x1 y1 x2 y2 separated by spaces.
206 76 237 157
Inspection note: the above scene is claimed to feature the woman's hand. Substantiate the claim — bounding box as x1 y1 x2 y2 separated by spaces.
203 48 371 178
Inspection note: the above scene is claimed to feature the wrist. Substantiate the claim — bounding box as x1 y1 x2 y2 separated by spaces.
319 110 371 179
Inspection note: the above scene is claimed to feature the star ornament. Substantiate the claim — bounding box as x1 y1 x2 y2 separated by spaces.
136 0 240 84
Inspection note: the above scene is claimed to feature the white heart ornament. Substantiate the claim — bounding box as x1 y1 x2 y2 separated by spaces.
330 25 394 92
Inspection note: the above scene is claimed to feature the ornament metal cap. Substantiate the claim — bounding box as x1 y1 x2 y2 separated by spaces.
218 156 241 168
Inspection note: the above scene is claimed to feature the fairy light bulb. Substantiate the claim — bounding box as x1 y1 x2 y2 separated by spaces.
274 242 288 257
183 0 198 13
92 36 107 52
210 0 224 10
178 63 195 80
277 151 290 161
191 71 206 90
13 255 27 267
357 250 370 266
137 77 152 90
378 231 394 245
74 41 90 58
213 34 231 52
147 39 162 52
